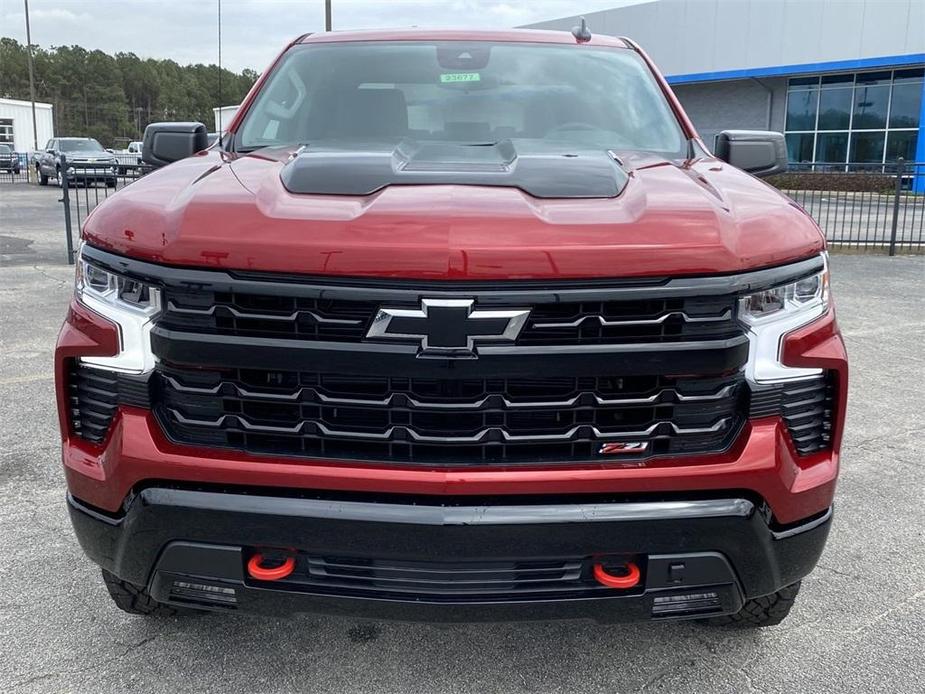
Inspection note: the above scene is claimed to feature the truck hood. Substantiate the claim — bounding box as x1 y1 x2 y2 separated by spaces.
83 148 824 279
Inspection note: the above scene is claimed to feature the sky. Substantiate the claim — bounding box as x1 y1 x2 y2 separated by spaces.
0 0 643 73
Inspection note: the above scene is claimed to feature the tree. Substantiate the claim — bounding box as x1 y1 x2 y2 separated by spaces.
0 38 257 147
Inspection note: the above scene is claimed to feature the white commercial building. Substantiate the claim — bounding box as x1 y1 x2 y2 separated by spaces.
0 97 54 153
213 104 240 134
526 0 925 166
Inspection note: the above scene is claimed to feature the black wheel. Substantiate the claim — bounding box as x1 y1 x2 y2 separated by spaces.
38 166 48 186
107 178 117 188
702 581 801 628
101 568 195 617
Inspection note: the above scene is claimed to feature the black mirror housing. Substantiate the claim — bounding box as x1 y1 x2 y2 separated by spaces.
715 130 787 178
142 122 209 168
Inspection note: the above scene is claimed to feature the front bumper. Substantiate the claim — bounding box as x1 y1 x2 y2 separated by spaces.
69 488 831 623
65 165 116 179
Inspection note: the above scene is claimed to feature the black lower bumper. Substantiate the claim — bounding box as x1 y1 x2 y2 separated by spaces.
68 489 831 623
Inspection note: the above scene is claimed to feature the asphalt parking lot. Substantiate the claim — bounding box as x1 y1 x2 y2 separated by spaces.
1 182 923 693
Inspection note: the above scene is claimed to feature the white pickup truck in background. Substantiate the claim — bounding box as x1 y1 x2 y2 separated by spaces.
112 141 143 174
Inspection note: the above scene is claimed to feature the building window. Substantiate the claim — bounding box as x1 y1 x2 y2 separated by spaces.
0 118 13 146
850 131 886 162
817 132 849 164
785 85 818 131
887 130 918 161
818 87 852 130
785 132 814 163
784 67 923 168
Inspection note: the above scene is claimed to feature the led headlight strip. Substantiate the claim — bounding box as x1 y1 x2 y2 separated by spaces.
75 245 162 373
738 252 829 383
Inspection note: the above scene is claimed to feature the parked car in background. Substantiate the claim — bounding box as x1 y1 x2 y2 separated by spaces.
114 141 144 174
0 144 21 174
36 137 118 187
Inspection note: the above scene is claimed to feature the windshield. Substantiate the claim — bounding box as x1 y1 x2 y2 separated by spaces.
0 144 11 153
237 41 686 156
59 138 105 152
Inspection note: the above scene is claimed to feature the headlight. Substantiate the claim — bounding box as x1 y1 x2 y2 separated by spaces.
75 246 161 373
738 253 829 383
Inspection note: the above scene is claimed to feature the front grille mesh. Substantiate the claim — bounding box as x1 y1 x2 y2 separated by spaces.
157 365 746 465
148 276 750 465
160 289 740 346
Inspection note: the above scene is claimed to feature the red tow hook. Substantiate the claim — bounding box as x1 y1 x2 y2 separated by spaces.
592 561 641 589
247 552 296 581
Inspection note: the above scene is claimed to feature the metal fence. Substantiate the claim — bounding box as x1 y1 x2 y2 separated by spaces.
58 154 152 263
0 152 30 184
778 160 925 255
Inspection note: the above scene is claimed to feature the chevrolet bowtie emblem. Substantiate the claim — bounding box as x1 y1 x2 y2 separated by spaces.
367 299 530 357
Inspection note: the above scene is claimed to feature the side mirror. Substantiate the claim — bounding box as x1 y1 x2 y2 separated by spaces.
715 130 787 178
142 122 208 168
47 148 55 154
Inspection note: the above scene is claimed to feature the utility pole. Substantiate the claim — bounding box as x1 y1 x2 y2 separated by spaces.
23 0 39 152
325 0 332 31
217 0 223 133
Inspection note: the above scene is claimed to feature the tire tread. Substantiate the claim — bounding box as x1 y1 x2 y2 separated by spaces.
704 581 801 627
101 569 190 617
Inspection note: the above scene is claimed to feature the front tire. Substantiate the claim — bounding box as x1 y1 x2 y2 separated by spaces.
38 165 48 186
703 581 801 627
101 569 193 617
106 178 117 188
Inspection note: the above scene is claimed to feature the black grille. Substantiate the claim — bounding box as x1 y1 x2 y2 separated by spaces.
254 553 627 601
68 363 152 443
162 290 372 342
161 288 740 347
519 296 739 345
749 373 834 455
156 364 745 465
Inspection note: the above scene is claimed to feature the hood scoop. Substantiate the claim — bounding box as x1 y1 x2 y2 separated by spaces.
279 139 629 198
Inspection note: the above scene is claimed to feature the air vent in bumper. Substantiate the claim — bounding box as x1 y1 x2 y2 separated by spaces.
67 363 151 443
749 373 835 455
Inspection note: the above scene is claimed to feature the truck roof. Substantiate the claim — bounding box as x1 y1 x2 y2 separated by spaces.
297 28 630 49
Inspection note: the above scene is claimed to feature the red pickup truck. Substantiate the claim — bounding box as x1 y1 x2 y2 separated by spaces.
57 27 847 627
